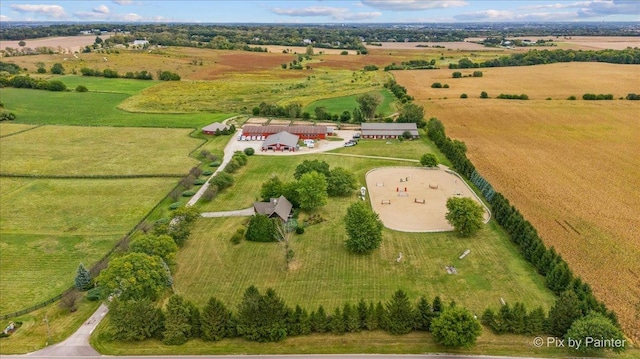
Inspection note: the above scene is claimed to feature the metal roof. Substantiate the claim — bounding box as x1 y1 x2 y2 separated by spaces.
244 125 327 135
262 131 300 148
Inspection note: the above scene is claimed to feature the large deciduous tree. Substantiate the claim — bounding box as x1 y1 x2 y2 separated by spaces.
566 312 626 354
396 103 426 127
96 252 171 301
327 167 357 197
356 93 381 120
260 175 284 201
129 234 178 265
294 160 330 180
245 214 277 242
430 306 482 348
445 197 484 237
296 171 328 210
420 153 438 167
344 201 383 254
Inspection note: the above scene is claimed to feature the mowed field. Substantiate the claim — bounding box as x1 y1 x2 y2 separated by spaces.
394 62 640 340
0 177 178 314
305 88 397 117
178 153 555 315
0 125 200 176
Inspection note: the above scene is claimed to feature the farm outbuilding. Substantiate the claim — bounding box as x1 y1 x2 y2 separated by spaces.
261 131 299 152
242 125 327 140
361 123 419 139
202 123 230 135
253 196 293 222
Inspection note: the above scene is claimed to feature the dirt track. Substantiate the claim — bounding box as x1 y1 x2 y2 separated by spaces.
366 167 489 232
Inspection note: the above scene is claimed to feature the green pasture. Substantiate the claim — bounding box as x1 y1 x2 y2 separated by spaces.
59 75 160 95
120 69 390 114
0 177 178 313
0 88 233 128
0 125 200 176
178 155 554 314
305 88 397 117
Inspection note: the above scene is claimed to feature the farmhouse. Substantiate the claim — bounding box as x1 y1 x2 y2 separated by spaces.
253 196 293 222
361 123 419 139
242 125 327 140
261 131 299 152
202 122 230 135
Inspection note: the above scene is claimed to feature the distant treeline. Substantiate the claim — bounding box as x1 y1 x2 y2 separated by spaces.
0 75 66 91
449 48 640 69
80 67 180 81
384 59 438 71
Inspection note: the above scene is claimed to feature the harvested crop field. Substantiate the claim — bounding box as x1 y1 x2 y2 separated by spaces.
392 62 640 101
190 51 298 80
0 34 111 53
263 45 357 55
400 92 640 339
367 41 491 51
366 167 490 232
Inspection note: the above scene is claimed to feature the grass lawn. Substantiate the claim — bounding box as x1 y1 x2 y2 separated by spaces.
59 75 160 95
181 153 554 314
0 125 201 176
0 298 101 354
330 136 438 160
0 88 233 128
304 88 398 117
0 177 178 313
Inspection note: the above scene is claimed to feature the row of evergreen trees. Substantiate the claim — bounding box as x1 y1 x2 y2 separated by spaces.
425 117 619 336
107 287 473 345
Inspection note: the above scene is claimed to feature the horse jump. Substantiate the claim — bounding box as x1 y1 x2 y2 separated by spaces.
414 198 425 204
381 200 391 205
429 184 439 189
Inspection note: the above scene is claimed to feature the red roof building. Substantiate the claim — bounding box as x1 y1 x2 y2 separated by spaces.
242 125 327 140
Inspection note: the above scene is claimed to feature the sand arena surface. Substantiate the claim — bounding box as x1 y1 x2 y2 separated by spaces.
366 167 490 232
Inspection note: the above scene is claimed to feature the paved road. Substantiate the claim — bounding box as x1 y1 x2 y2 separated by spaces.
3 354 545 359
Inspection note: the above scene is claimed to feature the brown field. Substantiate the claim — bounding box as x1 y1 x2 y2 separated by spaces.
396 63 640 341
366 167 490 232
263 45 357 55
465 36 640 50
393 62 640 100
0 34 112 53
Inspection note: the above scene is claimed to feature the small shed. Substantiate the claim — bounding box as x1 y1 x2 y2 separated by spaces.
253 196 293 222
202 123 229 135
261 131 299 152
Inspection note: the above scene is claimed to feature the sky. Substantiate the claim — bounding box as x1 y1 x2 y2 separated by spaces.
0 0 638 23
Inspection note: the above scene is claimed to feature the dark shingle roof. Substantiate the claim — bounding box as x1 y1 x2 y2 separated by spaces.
253 196 292 221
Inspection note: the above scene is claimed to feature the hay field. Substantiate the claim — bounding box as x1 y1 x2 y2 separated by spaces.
396 62 640 340
0 34 111 53
0 123 37 137
0 125 200 176
263 45 357 55
392 62 640 100
0 177 178 313
367 42 490 51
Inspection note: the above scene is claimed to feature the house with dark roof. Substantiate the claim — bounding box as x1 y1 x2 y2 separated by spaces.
243 125 327 140
253 196 293 222
360 123 419 139
202 123 230 135
261 131 299 152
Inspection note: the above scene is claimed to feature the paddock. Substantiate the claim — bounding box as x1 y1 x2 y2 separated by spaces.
365 167 490 232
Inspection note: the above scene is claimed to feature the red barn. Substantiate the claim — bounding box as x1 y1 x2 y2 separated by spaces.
242 125 327 140
261 131 299 152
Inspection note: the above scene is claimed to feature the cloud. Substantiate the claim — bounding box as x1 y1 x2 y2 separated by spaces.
94 5 110 14
271 6 381 20
454 9 578 22
113 0 133 5
453 10 514 21
121 13 142 21
0 15 10 21
361 0 468 11
576 0 640 17
10 4 67 19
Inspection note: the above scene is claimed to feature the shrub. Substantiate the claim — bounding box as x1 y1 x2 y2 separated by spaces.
194 178 206 185
431 82 443 88
37 67 46 74
202 170 213 176
210 172 234 190
181 190 196 197
245 214 277 242
567 95 577 100
626 93 640 100
75 85 88 92
480 91 489 98
443 84 449 88
472 71 483 77
244 147 255 156
169 202 181 210
295 226 305 234
460 93 468 98
230 232 242 245
87 286 106 301
209 161 221 167
452 71 462 78
224 159 240 173
340 51 348 55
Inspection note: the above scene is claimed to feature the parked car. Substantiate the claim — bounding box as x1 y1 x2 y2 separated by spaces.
344 141 356 147
353 133 361 139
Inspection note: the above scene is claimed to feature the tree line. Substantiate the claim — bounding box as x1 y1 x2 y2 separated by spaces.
426 117 621 339
448 48 640 69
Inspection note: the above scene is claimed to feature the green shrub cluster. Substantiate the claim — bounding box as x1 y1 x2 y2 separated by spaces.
384 79 413 103
0 75 67 91
626 93 640 100
80 67 153 80
582 93 613 100
497 93 529 100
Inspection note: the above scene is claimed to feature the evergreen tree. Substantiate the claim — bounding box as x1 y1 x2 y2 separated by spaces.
343 302 360 333
108 298 164 341
526 306 547 335
201 297 234 341
547 261 573 294
162 295 192 345
496 303 513 334
511 302 527 334
288 305 311 336
432 296 443 314
364 302 379 330
357 299 368 330
74 263 92 291
547 290 583 337
384 290 415 334
186 301 201 339
310 305 328 333
374 301 386 330
415 296 433 331
481 308 496 330
329 307 345 334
